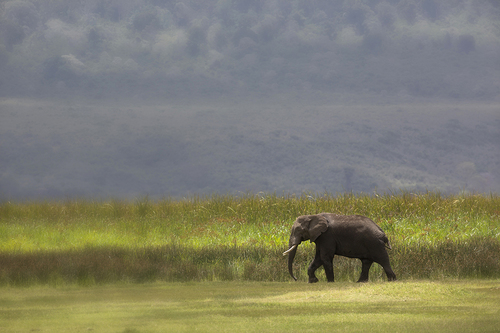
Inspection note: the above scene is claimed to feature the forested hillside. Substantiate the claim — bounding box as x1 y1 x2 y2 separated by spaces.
0 0 499 199
1 100 498 199
0 0 499 99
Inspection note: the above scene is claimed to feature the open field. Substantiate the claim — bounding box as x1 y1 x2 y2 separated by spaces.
1 193 499 331
1 192 499 285
1 280 499 333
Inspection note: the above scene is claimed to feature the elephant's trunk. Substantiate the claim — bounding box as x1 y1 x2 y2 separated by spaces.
285 244 298 281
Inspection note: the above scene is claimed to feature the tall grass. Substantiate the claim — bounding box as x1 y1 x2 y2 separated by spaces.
0 192 499 285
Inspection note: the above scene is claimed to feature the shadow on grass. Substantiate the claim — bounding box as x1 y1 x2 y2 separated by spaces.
1 237 499 286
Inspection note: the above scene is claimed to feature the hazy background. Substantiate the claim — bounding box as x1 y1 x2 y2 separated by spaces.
0 0 499 200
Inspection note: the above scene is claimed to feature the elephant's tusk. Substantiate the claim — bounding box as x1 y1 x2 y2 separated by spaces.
283 244 297 256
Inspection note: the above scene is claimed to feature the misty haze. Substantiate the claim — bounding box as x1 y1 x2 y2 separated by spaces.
0 0 499 200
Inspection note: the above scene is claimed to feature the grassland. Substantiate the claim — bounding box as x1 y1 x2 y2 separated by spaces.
1 191 499 285
1 280 499 332
1 192 499 332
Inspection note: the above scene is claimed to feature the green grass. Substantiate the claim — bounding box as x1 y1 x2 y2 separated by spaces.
0 192 499 285
1 280 499 332
2 192 498 251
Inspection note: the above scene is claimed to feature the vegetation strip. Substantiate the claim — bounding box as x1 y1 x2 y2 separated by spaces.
1 192 499 285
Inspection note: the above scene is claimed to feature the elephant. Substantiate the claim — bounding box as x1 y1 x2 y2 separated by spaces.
283 213 397 283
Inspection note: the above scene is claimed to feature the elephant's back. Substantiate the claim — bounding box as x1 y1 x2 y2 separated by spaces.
322 213 387 237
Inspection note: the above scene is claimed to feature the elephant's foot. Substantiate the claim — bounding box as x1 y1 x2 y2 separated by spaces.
308 276 319 283
386 271 397 281
356 278 369 283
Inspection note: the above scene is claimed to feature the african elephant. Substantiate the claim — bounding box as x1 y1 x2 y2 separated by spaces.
283 213 396 283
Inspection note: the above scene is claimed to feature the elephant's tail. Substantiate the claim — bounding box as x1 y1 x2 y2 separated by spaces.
382 234 392 250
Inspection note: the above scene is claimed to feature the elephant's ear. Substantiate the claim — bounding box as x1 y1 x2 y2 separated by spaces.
308 215 328 242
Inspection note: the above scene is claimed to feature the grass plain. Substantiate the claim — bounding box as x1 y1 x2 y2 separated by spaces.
1 280 499 332
0 191 499 284
1 192 499 332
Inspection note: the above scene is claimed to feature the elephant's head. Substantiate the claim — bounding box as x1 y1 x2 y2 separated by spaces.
283 214 328 281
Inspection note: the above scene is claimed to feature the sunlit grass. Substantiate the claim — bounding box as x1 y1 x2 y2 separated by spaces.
0 191 499 285
1 191 498 252
1 280 499 332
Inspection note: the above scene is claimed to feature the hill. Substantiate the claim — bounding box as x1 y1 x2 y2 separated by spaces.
1 98 498 199
0 0 499 99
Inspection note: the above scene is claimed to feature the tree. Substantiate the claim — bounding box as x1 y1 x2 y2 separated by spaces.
457 34 475 54
187 26 207 57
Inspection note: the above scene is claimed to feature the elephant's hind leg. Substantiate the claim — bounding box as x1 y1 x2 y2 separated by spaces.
357 259 373 282
382 263 397 281
376 252 397 281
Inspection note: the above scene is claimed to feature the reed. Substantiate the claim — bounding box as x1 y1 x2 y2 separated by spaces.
0 191 498 285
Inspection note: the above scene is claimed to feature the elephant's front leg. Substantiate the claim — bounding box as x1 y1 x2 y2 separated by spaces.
307 247 323 283
321 252 335 282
